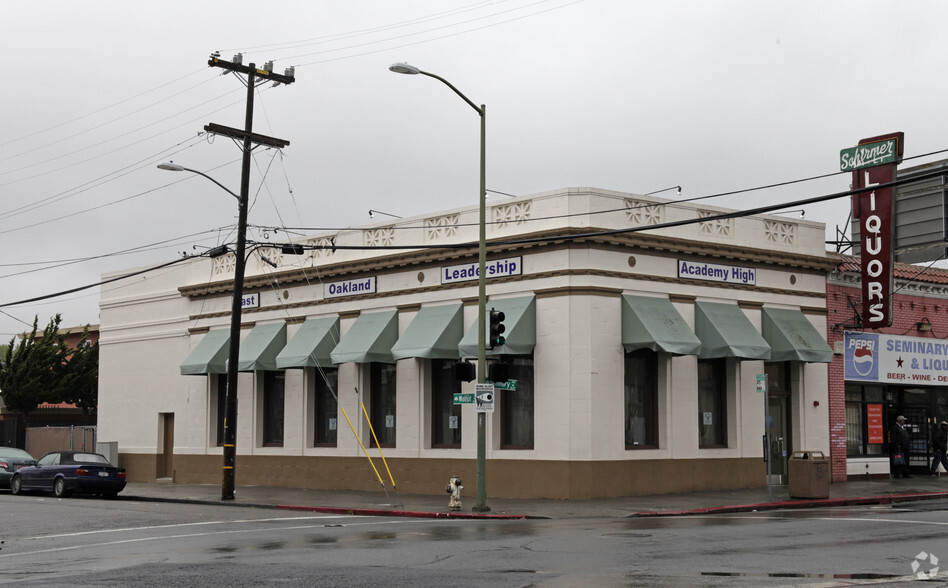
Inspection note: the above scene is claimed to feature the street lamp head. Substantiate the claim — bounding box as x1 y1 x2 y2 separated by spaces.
157 162 185 172
389 62 420 75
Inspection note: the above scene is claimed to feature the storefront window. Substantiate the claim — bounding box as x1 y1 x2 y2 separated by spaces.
370 363 397 448
314 368 338 447
501 356 534 449
845 384 885 456
624 349 657 448
934 389 948 425
432 359 461 448
697 358 726 448
263 371 285 447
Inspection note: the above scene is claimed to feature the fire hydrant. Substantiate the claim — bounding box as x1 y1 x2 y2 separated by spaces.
446 475 463 511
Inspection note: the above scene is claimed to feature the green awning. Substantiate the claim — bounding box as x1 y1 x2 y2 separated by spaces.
275 317 340 369
762 307 833 363
236 322 287 372
391 303 463 360
331 309 399 364
180 329 230 375
695 301 770 360
458 296 536 357
621 294 702 356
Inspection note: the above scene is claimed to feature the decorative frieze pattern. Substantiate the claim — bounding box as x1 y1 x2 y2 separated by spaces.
425 214 460 241
625 199 664 226
212 252 236 276
765 220 795 245
255 247 284 269
698 209 733 237
364 226 395 247
308 236 336 260
492 201 531 228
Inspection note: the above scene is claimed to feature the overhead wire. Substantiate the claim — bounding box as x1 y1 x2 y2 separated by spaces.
0 134 210 225
0 72 221 167
0 66 209 149
0 255 196 309
219 0 505 54
0 90 248 189
281 0 576 64
0 227 236 279
291 0 584 67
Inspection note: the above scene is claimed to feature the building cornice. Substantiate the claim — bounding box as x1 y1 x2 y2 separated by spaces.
180 227 835 299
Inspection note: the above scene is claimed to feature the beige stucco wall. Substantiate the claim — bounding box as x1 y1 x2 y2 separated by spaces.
97 187 833 497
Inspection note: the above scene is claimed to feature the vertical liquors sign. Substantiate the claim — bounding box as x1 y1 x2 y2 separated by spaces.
840 133 904 328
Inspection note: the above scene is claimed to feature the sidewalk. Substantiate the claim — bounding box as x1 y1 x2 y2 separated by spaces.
120 475 948 520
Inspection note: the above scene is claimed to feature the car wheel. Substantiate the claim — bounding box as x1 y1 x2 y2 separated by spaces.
53 477 71 498
10 475 22 495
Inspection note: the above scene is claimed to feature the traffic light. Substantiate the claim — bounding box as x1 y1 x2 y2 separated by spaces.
488 308 506 349
455 360 475 382
488 362 509 383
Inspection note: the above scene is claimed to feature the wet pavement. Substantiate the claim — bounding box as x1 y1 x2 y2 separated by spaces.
119 474 948 519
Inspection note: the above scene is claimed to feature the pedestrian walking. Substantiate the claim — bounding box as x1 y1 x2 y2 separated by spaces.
930 420 948 478
891 415 912 479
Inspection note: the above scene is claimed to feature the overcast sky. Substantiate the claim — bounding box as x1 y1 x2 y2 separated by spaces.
1 0 945 339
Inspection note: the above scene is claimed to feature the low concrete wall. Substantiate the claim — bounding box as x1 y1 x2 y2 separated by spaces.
118 453 767 499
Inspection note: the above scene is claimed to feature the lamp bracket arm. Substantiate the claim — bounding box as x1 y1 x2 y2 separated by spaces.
420 70 482 115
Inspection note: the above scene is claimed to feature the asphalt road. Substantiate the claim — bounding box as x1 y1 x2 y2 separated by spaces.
1 492 946 586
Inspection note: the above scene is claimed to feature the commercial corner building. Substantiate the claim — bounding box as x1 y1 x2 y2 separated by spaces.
97 188 835 499
827 253 948 481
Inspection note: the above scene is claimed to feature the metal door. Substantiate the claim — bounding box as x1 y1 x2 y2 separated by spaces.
767 395 790 483
900 406 929 473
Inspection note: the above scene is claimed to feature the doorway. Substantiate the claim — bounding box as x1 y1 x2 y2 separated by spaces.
767 395 790 483
765 362 793 484
157 413 174 480
892 404 929 475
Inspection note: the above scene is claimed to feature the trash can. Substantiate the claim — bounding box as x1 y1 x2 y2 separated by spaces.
788 450 830 499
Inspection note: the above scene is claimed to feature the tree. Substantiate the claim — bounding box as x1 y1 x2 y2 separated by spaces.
0 315 69 417
0 315 97 419
59 325 99 416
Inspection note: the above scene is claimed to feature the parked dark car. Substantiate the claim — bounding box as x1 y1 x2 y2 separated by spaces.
0 447 37 489
11 451 126 498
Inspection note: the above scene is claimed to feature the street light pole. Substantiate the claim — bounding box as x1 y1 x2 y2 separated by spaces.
389 63 490 512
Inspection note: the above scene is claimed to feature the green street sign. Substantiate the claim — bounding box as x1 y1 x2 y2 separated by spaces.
756 373 767 393
453 393 475 404
840 139 898 172
492 379 518 391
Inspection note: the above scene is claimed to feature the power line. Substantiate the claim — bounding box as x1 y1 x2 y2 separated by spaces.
219 0 505 55
6 166 942 315
293 1 584 67
282 0 577 64
0 255 196 309
0 90 247 189
0 227 234 279
0 67 208 149
0 73 221 167
0 135 209 225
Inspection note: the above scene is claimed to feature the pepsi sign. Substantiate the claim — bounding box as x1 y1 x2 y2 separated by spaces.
844 331 948 384
845 332 878 381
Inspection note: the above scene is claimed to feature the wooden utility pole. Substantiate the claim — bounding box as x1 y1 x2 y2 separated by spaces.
206 53 294 500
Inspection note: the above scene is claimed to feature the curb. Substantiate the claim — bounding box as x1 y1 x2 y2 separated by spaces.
277 504 527 519
632 491 948 517
119 494 526 519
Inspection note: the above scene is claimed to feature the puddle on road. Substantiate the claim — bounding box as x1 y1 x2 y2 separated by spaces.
703 571 899 580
